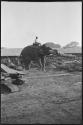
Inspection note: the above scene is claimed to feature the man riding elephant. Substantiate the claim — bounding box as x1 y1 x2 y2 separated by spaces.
33 36 41 47
20 41 59 71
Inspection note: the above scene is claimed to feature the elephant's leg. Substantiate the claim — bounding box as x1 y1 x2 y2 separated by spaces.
22 62 26 70
28 61 32 70
41 57 46 71
23 65 25 70
26 60 31 70
37 59 43 70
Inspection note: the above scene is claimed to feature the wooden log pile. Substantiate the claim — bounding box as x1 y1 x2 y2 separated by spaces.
45 54 82 72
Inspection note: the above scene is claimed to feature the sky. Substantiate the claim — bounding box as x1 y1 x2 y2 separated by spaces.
1 2 82 48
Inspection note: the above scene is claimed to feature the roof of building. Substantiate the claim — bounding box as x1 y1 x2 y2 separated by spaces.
1 48 22 56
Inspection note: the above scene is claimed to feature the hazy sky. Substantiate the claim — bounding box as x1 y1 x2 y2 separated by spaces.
1 2 82 48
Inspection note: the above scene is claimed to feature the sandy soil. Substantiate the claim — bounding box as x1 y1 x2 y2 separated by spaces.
1 70 82 124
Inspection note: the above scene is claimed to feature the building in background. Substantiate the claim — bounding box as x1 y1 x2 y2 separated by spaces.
1 48 22 66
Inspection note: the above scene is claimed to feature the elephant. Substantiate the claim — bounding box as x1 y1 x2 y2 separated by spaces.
19 44 58 71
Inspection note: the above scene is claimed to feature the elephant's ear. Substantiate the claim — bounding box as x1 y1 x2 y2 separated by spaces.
39 49 44 55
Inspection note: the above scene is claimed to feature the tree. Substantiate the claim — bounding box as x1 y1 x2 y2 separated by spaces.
63 41 79 48
45 42 61 49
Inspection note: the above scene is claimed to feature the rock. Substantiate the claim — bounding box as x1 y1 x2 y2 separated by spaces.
6 83 19 92
4 78 19 92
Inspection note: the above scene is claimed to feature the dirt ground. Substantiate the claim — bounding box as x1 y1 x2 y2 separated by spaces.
1 70 82 124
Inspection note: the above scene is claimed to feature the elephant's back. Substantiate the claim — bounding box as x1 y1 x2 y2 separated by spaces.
20 45 41 59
